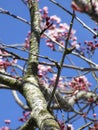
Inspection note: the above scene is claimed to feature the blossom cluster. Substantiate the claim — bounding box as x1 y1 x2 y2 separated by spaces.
49 74 66 90
38 64 52 85
40 6 79 50
68 76 91 91
0 49 17 73
38 64 67 90
76 38 98 57
38 64 52 77
84 40 98 53
38 64 91 92
19 111 30 122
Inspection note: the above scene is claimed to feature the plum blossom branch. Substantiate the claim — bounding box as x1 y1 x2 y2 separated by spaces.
0 57 26 72
2 40 97 70
0 4 97 68
49 0 97 36
45 32 98 66
0 1 98 129
0 3 97 37
0 47 27 61
40 83 98 112
3 41 97 73
48 11 75 108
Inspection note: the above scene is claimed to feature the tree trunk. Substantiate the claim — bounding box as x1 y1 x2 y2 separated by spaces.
20 0 60 129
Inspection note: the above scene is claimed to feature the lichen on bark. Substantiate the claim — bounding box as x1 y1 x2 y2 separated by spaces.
20 0 60 129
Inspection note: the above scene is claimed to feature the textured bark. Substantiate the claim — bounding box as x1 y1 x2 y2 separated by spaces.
19 0 60 129
72 0 98 23
0 73 21 90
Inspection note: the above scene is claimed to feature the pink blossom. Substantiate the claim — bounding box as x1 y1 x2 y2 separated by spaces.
43 6 48 14
40 7 77 51
4 120 11 124
46 43 55 50
69 76 91 91
38 64 52 77
0 126 10 130
71 41 80 49
59 23 69 31
50 74 65 89
50 15 61 23
93 113 97 118
23 111 30 120
45 22 77 50
0 61 11 67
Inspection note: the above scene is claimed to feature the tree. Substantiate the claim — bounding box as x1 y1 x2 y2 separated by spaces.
0 0 98 129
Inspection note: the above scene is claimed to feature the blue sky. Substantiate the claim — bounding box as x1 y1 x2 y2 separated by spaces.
0 0 98 129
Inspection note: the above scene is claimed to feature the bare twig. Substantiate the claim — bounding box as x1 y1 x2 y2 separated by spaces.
78 122 93 130
12 90 30 110
0 84 12 89
0 47 27 61
44 33 97 67
0 8 30 25
39 61 98 71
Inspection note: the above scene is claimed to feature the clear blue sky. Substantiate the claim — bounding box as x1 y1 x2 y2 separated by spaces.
0 0 98 129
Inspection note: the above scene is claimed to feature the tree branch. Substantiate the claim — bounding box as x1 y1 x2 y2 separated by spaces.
20 1 60 129
12 90 29 110
68 90 98 106
0 7 30 25
48 11 75 108
0 72 22 90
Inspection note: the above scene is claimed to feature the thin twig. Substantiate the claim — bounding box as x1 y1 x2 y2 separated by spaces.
39 61 98 71
12 90 30 110
0 47 27 61
78 122 93 130
0 6 97 67
0 8 30 25
44 32 97 66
